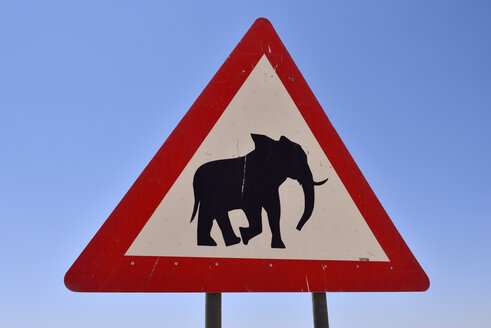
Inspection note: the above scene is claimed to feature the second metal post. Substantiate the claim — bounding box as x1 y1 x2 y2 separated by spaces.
312 292 329 328
205 293 222 328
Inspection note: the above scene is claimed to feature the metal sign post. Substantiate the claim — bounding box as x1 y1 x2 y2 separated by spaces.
205 292 327 328
312 292 329 328
205 293 222 328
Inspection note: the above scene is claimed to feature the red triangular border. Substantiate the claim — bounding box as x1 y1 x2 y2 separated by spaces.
65 18 429 292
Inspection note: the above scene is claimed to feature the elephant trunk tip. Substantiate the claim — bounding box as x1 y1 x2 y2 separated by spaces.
296 221 307 231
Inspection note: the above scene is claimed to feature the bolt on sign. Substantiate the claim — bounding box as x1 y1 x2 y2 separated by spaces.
65 18 429 293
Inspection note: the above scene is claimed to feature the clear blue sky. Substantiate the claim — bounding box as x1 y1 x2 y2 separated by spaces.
1 1 490 327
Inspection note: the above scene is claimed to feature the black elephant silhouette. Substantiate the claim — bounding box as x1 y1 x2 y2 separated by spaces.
190 134 328 248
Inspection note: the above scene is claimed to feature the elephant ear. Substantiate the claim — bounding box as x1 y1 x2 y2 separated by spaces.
279 136 292 144
280 135 305 161
251 134 273 152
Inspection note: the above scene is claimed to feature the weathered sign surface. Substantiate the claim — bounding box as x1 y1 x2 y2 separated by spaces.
65 18 429 292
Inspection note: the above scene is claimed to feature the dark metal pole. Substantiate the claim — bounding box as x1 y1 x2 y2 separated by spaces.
205 293 221 328
312 292 329 328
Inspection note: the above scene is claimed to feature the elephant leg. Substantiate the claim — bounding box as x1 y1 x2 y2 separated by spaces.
197 202 217 246
264 191 285 248
239 206 262 245
216 211 241 246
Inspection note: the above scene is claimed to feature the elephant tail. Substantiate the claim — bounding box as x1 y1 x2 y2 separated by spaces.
190 197 199 223
190 174 200 223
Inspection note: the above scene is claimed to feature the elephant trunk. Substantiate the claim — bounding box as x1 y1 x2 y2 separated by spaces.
296 165 328 231
296 181 315 231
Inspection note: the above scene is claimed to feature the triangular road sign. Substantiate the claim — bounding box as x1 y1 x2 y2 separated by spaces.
65 18 429 292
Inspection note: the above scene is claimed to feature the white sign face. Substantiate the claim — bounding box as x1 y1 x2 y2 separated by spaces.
126 55 388 262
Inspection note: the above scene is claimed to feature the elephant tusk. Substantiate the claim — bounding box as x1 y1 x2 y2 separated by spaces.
313 178 328 186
